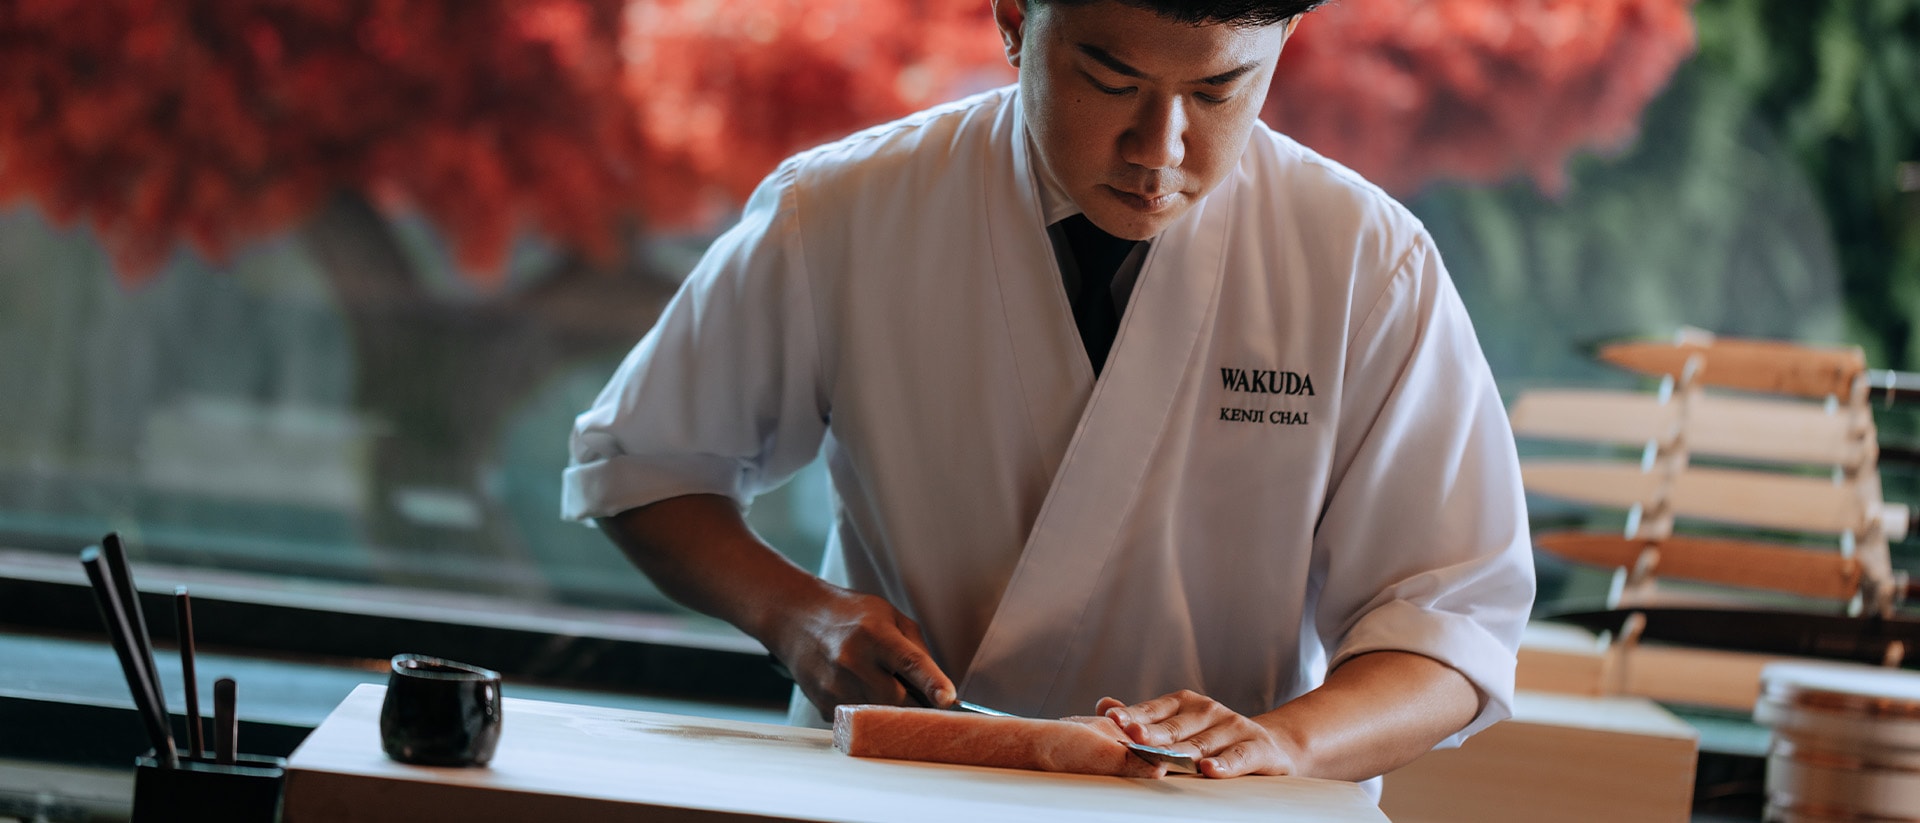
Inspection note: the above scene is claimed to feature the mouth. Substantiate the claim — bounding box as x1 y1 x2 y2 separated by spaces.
1105 186 1179 214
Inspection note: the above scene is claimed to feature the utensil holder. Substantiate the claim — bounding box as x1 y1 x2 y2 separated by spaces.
131 752 286 823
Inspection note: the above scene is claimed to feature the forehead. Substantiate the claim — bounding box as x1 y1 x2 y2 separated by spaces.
1031 1 1288 79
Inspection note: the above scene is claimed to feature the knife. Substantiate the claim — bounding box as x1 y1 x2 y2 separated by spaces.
1508 389 1874 468
951 700 1200 774
1520 458 1904 537
1596 335 1867 400
1597 332 1920 405
1531 530 1888 602
1548 607 1920 669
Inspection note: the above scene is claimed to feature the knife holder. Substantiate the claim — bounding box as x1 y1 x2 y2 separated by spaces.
131 752 286 823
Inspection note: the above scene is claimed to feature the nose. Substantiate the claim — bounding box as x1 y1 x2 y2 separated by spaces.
1120 94 1187 171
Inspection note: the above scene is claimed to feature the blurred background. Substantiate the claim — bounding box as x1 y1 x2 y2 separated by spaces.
1 0 1916 619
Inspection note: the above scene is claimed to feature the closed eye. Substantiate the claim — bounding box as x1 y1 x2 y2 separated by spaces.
1085 73 1134 96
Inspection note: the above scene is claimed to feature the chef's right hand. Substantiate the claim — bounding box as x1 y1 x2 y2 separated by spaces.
767 584 955 721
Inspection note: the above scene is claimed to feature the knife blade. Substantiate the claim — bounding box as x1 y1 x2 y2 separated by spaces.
1532 531 1871 601
1548 607 1920 668
1520 458 1901 536
954 700 1013 717
1597 336 1867 400
1508 389 1874 468
951 700 1199 774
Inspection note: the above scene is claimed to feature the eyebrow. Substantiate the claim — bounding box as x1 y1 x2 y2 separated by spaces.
1077 44 1260 86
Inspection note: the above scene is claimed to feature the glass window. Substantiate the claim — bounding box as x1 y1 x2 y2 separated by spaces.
2 1 1914 621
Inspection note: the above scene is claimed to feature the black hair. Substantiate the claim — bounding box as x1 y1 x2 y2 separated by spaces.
1032 0 1329 28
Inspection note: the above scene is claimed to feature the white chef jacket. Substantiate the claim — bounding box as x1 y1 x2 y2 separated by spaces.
566 85 1535 755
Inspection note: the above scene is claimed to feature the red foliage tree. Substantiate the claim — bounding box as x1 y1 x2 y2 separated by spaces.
1266 0 1698 195
629 0 1699 207
622 0 1009 227
0 0 1697 285
0 0 643 284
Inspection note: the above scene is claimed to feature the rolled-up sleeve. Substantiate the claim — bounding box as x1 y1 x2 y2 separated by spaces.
1314 233 1536 747
562 163 827 521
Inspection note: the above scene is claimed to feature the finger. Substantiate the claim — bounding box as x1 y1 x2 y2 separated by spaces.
1139 711 1222 748
1113 693 1220 747
1094 697 1127 716
894 611 930 648
874 675 916 707
874 625 954 707
1102 691 1187 729
1168 719 1251 759
841 646 921 705
1200 740 1284 779
894 674 935 707
815 653 914 709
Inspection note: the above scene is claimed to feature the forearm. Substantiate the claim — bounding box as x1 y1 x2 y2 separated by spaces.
597 493 956 715
1256 650 1479 782
595 493 829 645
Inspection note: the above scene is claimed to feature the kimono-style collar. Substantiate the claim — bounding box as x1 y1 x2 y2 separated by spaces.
1027 124 1082 227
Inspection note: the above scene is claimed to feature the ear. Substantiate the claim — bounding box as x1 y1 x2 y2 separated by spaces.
1272 13 1303 59
992 0 1028 68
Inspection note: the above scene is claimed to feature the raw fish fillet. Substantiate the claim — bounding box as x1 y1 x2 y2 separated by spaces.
833 704 1165 778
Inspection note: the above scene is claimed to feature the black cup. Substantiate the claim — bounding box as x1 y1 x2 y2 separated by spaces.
379 654 503 767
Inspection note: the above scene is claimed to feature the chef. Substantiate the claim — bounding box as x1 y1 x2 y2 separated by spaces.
564 0 1535 788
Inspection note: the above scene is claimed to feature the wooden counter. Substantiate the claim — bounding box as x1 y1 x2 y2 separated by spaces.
283 684 1387 822
1380 690 1699 823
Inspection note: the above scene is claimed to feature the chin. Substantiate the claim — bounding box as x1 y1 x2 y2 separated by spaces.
1093 208 1182 242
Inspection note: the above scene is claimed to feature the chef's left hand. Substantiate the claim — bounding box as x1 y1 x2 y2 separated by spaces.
1096 691 1302 778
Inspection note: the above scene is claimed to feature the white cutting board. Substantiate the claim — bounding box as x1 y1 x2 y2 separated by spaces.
282 684 1388 822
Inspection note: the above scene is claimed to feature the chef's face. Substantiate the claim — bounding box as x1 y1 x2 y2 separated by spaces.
994 0 1297 241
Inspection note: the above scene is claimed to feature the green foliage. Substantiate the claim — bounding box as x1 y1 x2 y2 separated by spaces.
1417 0 1920 385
